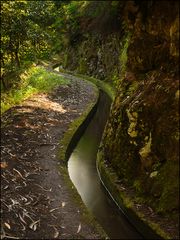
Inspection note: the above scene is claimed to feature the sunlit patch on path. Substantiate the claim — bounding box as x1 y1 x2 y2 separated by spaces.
23 94 67 113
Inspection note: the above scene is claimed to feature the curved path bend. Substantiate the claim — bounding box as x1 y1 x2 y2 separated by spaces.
1 70 106 239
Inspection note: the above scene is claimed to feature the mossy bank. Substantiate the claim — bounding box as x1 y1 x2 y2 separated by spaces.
54 72 108 239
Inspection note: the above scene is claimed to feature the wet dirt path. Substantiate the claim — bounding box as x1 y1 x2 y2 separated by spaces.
1 70 105 239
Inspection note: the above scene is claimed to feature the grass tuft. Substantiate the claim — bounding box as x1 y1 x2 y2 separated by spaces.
1 66 69 115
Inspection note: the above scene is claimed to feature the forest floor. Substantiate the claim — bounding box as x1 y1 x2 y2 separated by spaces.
0 70 106 239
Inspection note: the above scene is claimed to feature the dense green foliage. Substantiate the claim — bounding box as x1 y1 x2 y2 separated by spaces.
1 1 55 87
1 1 123 92
1 0 83 114
1 1 64 90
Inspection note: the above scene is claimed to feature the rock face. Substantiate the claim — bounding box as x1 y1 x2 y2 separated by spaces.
101 0 179 220
59 0 179 221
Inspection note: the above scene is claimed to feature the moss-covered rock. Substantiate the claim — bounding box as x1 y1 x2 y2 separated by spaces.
99 1 179 232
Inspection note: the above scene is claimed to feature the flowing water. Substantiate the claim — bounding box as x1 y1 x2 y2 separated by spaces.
68 92 143 239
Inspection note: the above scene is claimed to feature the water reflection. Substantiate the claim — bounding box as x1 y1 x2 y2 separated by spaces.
68 92 142 239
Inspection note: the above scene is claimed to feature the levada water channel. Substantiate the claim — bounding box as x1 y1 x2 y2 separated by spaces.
68 90 144 239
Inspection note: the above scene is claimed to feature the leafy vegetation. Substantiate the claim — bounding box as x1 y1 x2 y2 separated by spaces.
1 1 124 93
1 66 68 114
1 0 82 114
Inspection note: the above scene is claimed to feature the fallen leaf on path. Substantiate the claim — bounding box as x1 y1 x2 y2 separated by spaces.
13 168 26 180
19 222 26 231
51 146 56 150
49 207 59 213
34 183 52 192
77 223 81 233
4 222 11 229
51 213 58 219
9 152 16 157
53 227 59 238
2 235 20 239
19 214 27 225
29 220 40 231
10 198 19 206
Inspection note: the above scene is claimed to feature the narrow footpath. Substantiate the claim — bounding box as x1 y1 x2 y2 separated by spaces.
1 70 106 239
